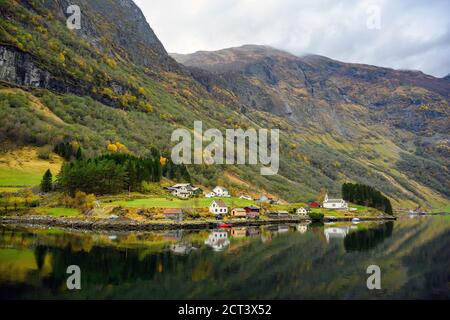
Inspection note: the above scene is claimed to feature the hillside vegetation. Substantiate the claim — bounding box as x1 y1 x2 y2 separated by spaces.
0 0 448 210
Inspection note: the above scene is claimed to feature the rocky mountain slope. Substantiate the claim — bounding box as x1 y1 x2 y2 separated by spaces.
173 45 450 207
0 0 449 209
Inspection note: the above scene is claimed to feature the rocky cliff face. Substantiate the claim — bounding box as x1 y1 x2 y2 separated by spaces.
0 45 50 88
49 0 178 70
0 0 182 106
174 45 450 138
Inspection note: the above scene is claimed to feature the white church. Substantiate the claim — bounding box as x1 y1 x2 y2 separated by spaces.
322 193 348 210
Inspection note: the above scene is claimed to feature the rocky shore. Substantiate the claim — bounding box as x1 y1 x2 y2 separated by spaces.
0 215 396 232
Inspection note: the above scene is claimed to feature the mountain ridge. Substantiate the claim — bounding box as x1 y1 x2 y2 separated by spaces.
0 0 449 209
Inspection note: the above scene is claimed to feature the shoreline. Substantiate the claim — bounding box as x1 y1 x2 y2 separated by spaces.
0 215 397 232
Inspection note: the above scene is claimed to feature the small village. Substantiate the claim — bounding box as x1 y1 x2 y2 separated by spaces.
158 183 368 224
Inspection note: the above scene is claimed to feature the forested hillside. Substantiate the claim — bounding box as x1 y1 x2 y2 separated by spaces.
0 0 449 209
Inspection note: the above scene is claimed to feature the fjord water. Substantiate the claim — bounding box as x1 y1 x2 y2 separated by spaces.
0 217 448 299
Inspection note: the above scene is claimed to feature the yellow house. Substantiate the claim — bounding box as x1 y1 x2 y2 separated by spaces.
231 208 247 218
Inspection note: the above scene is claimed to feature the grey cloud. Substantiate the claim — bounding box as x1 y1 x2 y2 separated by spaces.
135 0 450 77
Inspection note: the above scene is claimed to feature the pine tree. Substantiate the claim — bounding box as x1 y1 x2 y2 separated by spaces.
76 147 83 160
41 169 53 193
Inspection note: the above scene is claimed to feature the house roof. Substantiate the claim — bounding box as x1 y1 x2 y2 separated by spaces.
213 186 228 190
212 200 227 207
232 208 246 212
171 183 192 188
163 208 184 214
324 199 345 203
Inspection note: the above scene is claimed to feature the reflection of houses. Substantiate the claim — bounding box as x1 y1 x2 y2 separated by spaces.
205 186 230 198
297 224 308 233
296 207 311 216
209 200 228 215
267 225 289 234
323 194 348 210
170 243 197 255
163 208 184 221
247 227 260 237
231 227 247 238
324 226 350 243
167 183 201 199
204 230 230 251
161 230 183 242
231 208 247 218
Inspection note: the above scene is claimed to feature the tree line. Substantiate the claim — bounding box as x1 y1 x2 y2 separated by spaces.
54 142 83 161
52 148 191 195
342 183 393 214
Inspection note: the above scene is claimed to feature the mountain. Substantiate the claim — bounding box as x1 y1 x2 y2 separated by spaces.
0 1 449 209
173 45 450 207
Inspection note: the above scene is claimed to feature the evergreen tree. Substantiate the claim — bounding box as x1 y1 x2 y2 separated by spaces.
76 147 83 160
41 169 53 193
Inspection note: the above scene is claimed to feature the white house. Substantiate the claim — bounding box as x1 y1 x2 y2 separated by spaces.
209 200 228 215
296 207 310 216
167 184 201 199
322 194 348 210
239 195 253 201
205 192 216 198
212 186 230 197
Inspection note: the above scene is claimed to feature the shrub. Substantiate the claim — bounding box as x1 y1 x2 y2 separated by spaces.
308 211 324 221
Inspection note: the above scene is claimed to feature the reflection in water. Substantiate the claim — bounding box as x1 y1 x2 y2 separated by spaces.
204 230 230 252
297 224 309 234
0 217 449 299
324 226 349 243
344 222 394 252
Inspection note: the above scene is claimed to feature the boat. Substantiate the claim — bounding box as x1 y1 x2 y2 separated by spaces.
352 217 361 223
217 223 233 228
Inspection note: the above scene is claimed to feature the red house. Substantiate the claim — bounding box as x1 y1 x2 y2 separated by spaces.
309 202 320 208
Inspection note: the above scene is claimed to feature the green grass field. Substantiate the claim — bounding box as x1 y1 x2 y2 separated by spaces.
0 187 25 192
107 197 255 209
34 207 81 217
0 167 45 187
432 203 450 213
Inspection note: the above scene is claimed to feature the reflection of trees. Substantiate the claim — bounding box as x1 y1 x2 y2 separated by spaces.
401 229 450 299
34 245 48 270
344 222 393 252
2 218 450 299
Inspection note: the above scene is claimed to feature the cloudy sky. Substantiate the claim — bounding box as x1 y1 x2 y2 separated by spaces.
135 0 450 77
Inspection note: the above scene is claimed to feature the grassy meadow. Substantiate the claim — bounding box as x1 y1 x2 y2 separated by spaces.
105 197 255 209
0 148 62 187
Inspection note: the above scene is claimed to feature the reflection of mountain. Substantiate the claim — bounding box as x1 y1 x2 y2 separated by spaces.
0 218 449 299
344 222 394 252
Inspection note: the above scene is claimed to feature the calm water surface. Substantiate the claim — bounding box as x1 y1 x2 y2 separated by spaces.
0 216 449 299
